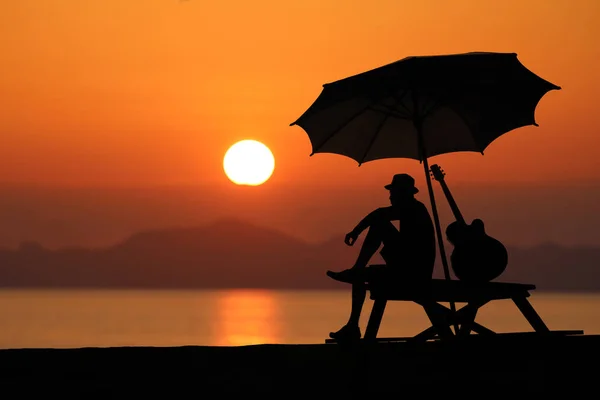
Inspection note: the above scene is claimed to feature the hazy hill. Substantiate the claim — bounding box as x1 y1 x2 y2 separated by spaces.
0 218 598 291
1 183 599 250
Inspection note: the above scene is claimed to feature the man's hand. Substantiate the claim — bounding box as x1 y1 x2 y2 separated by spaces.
344 231 358 246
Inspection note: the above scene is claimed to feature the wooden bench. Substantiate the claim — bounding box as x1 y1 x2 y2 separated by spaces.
325 271 584 343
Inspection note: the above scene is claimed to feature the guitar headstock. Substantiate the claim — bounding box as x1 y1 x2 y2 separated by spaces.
430 164 445 182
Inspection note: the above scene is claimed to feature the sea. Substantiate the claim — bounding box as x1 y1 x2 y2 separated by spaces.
0 289 598 349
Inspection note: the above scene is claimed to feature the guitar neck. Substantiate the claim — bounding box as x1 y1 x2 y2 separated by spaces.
438 180 466 225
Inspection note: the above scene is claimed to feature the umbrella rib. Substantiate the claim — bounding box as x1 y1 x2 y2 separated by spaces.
358 112 392 166
420 95 442 119
443 104 485 154
392 90 411 116
422 99 442 119
368 106 412 120
311 101 379 155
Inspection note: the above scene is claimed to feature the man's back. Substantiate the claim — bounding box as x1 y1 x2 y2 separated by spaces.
385 199 436 278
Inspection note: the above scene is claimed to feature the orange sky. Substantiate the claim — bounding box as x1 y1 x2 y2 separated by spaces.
1 0 599 189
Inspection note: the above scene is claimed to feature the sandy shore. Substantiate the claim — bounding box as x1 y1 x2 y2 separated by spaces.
0 334 598 395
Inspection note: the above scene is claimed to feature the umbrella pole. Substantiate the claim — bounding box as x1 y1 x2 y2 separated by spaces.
416 121 459 333
421 154 452 281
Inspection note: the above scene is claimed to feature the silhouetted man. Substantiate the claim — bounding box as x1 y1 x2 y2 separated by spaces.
327 173 436 341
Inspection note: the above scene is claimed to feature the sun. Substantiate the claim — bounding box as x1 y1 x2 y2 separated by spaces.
223 140 275 186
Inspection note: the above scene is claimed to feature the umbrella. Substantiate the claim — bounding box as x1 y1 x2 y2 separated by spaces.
290 52 560 289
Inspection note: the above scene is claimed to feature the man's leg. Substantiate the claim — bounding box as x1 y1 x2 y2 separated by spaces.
329 221 399 340
352 220 399 270
328 220 400 283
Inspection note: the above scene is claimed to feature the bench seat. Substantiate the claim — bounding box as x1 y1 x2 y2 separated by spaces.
368 279 536 303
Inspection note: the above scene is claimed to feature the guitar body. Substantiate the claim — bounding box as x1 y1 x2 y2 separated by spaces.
430 164 510 283
445 218 508 282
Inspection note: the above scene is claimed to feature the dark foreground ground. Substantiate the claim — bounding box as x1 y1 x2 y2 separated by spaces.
1 334 599 396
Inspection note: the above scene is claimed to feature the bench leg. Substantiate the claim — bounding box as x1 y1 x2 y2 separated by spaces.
470 322 496 335
412 325 438 342
457 306 478 337
418 300 494 339
455 299 490 337
364 299 387 340
421 302 455 340
512 296 550 332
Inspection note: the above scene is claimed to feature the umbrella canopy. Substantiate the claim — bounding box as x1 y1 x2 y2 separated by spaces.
290 51 560 301
290 52 560 164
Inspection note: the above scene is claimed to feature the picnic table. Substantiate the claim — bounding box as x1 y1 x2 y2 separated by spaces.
325 265 583 343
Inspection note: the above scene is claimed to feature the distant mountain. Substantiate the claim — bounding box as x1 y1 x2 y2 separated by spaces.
0 219 599 291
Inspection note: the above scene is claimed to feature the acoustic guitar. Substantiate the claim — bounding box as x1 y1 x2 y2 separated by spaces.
429 164 508 283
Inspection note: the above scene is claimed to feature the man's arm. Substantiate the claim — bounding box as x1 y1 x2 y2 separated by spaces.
344 207 394 246
351 207 389 236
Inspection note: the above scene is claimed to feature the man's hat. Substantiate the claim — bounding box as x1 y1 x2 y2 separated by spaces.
384 173 419 194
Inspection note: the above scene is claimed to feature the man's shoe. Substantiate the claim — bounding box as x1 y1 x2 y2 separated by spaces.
326 269 356 283
329 325 361 342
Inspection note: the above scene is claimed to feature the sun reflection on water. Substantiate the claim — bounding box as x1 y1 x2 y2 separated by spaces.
212 290 282 346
